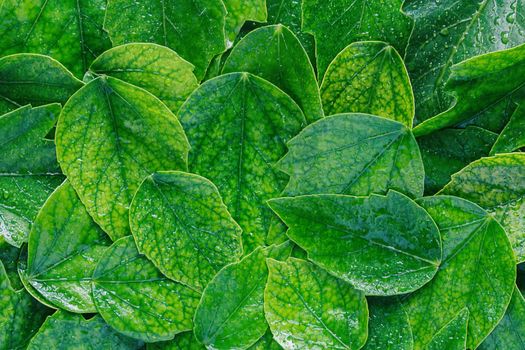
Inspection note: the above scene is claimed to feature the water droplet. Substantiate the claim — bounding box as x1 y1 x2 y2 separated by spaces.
501 31 510 44
440 28 449 36
506 12 516 24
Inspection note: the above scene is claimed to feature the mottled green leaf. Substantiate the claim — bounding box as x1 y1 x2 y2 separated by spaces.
0 0 111 77
404 196 515 349
130 171 242 291
265 258 368 349
179 72 306 253
194 244 291 350
19 181 110 313
404 0 525 123
26 311 143 350
480 287 525 350
223 25 323 123
413 43 525 137
278 114 424 198
104 0 227 80
268 191 441 296
302 0 412 79
223 0 267 46
147 332 205 350
427 309 468 350
92 236 200 342
0 54 83 115
440 153 525 262
418 126 498 194
56 76 189 240
491 104 525 155
321 41 414 127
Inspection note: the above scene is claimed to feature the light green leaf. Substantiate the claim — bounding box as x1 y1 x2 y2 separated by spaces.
147 332 205 350
427 309 469 350
265 258 368 349
223 25 323 123
439 153 525 262
223 0 267 46
278 114 425 198
19 181 110 313
413 43 525 137
179 72 306 253
491 104 525 155
26 311 144 349
92 236 200 343
268 191 441 296
302 0 412 79
130 171 242 292
104 0 227 80
0 0 111 77
321 41 414 127
0 54 83 115
404 196 515 349
479 287 525 350
56 76 189 241
194 244 291 350
404 0 525 124
418 126 497 195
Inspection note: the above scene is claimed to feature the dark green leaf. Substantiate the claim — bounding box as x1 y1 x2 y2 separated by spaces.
491 103 525 155
0 237 21 290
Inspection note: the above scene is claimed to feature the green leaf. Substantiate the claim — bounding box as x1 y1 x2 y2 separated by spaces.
194 244 291 350
0 261 50 350
223 25 323 123
92 236 200 342
403 196 515 349
147 332 205 350
130 171 243 292
491 103 525 155
247 329 282 350
0 238 22 290
479 287 525 350
439 153 525 262
268 191 441 296
19 181 111 313
265 258 368 349
413 43 525 137
320 41 414 127
427 309 469 350
418 126 498 195
362 298 413 350
0 104 64 247
223 0 267 46
0 54 83 115
26 311 144 349
179 72 306 253
56 76 189 241
302 0 412 79
278 114 425 198
403 0 525 124
0 0 111 77
104 0 227 80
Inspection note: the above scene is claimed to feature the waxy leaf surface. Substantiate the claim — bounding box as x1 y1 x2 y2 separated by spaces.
426 309 469 350
223 0 267 46
491 103 525 155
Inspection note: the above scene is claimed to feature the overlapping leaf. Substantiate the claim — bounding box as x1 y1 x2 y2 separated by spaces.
223 0 267 46
491 104 525 155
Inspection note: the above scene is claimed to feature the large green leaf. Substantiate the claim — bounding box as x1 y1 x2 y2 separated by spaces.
480 287 525 350
413 43 525 137
223 0 267 46
26 311 144 349
265 258 368 349
19 181 110 313
179 73 306 253
193 243 292 350
321 41 414 127
147 332 204 350
130 171 242 292
92 236 200 342
403 196 515 349
302 0 412 79
268 191 441 296
104 0 227 80
223 25 323 123
0 54 83 115
418 126 497 194
278 114 424 198
56 76 189 241
440 153 525 262
0 104 64 247
0 0 111 77
491 103 525 155
427 309 469 350
89 43 199 113
404 0 525 124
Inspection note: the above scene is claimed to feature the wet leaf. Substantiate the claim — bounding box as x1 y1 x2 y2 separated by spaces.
426 309 469 350
223 0 267 46
491 103 525 155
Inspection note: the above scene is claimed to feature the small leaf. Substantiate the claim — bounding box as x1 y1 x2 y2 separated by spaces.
268 191 441 296
56 76 189 240
92 236 200 342
223 0 267 46
491 103 525 155
427 309 469 350
321 41 414 127
130 171 243 291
